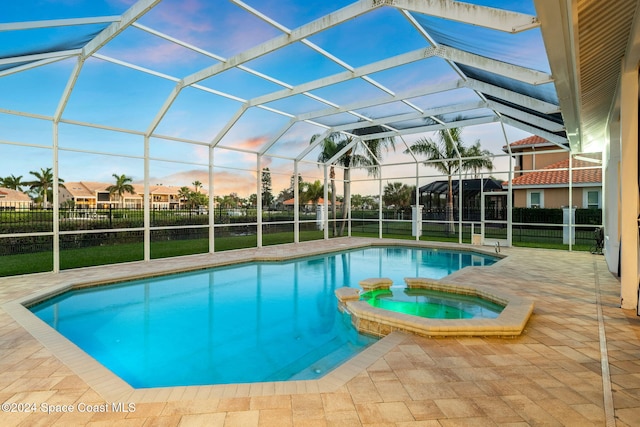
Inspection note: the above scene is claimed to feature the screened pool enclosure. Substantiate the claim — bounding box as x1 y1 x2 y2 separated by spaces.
0 0 606 276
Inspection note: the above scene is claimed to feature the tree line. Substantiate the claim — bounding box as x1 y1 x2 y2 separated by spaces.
2 125 493 230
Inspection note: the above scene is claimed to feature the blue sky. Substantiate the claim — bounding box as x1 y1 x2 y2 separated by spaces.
0 0 550 197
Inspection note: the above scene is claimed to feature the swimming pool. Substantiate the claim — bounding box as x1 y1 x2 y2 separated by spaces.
30 246 498 388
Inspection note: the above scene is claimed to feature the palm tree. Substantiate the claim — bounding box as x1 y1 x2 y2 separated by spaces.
26 168 64 208
312 126 395 236
383 182 413 211
192 180 203 193
465 140 494 178
0 174 25 191
178 186 192 209
301 180 324 210
311 134 339 236
404 127 493 233
106 174 135 208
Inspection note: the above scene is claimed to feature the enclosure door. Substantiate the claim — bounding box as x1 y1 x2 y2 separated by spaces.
481 192 510 248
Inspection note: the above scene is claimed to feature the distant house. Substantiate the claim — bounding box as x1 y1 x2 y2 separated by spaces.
59 182 185 209
0 188 32 211
503 136 602 209
282 197 340 211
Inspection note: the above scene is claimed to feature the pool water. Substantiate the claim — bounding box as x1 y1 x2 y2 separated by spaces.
360 288 504 319
30 246 497 388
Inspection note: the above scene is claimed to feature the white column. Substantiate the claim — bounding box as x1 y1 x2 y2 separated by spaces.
316 205 325 230
604 121 620 272
378 168 383 239
415 163 420 241
563 206 576 245
323 165 329 239
257 155 263 248
507 155 513 246
52 122 60 273
458 159 463 244
208 146 215 253
412 205 423 237
619 65 639 310
144 135 150 261
294 161 300 243
568 154 573 251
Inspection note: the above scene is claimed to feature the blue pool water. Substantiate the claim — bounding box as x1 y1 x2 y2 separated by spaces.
30 246 497 388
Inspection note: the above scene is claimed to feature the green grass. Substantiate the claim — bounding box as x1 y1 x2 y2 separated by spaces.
0 252 53 276
0 230 328 277
0 224 595 277
513 241 591 251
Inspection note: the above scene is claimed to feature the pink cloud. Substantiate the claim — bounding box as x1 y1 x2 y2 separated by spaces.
230 136 269 151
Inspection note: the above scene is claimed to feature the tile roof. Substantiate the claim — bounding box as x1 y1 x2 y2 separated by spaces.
503 135 569 152
63 182 99 198
283 197 340 206
508 157 602 187
0 187 31 202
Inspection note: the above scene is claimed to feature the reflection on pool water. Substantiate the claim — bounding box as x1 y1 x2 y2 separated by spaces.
30 246 498 388
360 288 504 319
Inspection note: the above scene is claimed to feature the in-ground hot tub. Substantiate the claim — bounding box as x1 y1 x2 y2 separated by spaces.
336 277 534 337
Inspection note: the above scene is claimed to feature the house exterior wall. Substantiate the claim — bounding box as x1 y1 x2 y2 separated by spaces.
512 187 601 209
0 198 31 211
513 190 527 207
518 148 569 174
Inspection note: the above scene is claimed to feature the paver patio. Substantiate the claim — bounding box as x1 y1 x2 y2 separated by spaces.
1 238 638 426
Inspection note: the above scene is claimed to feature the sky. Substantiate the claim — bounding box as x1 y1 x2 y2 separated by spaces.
0 0 552 199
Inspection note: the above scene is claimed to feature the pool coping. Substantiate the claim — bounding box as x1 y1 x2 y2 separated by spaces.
2 238 506 402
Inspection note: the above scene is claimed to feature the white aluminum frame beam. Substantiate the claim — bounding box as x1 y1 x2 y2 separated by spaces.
391 0 539 33
183 0 383 87
357 116 498 141
499 116 569 148
236 0 425 118
0 55 77 78
247 47 435 107
485 100 564 133
327 100 486 134
0 50 81 67
464 78 560 114
0 16 120 32
326 137 361 165
436 45 552 85
146 0 382 137
132 21 348 113
297 79 464 122
296 130 332 162
82 0 161 58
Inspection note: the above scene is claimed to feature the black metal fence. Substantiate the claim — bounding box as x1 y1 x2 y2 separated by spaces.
1 206 604 276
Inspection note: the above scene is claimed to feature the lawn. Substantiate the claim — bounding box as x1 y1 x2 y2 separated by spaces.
0 230 327 277
0 224 595 277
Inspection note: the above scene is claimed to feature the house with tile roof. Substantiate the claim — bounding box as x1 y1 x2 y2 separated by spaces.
504 136 602 209
59 182 186 209
282 197 340 210
0 188 32 210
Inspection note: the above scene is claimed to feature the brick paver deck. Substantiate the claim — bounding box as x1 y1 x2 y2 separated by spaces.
1 238 638 426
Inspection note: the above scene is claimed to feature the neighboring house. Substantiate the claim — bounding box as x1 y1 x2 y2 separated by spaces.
282 197 340 211
60 181 118 208
503 136 602 209
59 182 185 209
0 188 32 210
132 185 182 210
507 135 571 175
